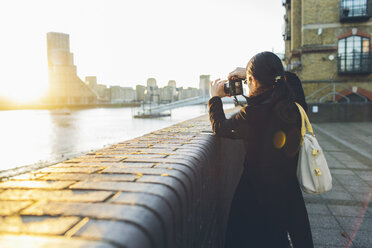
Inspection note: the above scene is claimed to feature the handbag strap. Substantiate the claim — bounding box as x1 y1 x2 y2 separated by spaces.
295 103 314 137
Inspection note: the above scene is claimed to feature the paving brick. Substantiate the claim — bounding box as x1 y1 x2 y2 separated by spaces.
345 186 372 194
39 173 137 182
0 189 113 202
69 181 181 218
351 193 371 203
320 189 355 201
0 201 33 215
98 162 155 168
74 219 153 248
135 149 176 154
345 163 370 170
111 192 173 218
0 180 75 189
335 216 372 234
155 163 196 183
98 154 167 158
102 166 188 182
53 162 155 168
10 173 45 180
306 203 332 215
308 214 341 229
37 167 103 174
65 157 124 163
102 160 200 180
312 228 350 246
0 216 80 235
352 230 372 248
354 171 372 181
137 175 188 203
0 235 115 248
328 204 366 217
333 174 369 187
330 169 356 175
21 201 165 248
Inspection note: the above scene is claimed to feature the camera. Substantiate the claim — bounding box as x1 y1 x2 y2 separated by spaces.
224 76 244 96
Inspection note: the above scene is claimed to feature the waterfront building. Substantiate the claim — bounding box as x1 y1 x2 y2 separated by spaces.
168 80 177 88
85 76 97 89
178 87 200 100
283 0 372 102
159 86 176 103
199 75 210 97
136 85 146 101
109 86 135 103
122 87 136 102
85 76 110 103
47 32 98 105
147 78 157 91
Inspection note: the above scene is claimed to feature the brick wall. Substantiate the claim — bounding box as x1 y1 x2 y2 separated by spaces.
285 0 372 91
0 110 246 248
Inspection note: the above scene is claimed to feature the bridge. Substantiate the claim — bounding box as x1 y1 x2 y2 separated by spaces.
133 96 239 118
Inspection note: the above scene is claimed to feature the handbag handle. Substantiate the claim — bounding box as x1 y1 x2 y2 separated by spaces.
295 103 314 137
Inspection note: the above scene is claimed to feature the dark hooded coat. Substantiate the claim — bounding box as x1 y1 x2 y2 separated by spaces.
208 87 313 248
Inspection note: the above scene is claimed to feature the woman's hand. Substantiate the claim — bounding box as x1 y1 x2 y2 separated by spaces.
228 67 246 80
210 78 228 98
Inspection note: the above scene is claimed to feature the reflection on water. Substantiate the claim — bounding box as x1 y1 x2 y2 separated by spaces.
0 104 234 172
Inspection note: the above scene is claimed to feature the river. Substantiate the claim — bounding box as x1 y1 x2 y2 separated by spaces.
0 104 234 175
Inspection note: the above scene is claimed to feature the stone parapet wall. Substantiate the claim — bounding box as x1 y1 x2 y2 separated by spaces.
0 110 245 248
308 102 372 122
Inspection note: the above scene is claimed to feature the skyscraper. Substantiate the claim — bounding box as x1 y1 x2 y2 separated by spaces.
199 75 210 97
47 32 98 105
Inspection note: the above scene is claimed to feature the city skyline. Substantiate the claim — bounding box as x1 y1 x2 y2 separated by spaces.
0 0 285 103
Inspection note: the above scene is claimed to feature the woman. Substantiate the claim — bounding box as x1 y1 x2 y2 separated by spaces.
208 52 313 248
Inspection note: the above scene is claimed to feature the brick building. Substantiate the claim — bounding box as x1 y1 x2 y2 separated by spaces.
283 0 372 102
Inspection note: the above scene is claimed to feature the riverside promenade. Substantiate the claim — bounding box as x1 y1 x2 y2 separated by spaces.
0 108 371 247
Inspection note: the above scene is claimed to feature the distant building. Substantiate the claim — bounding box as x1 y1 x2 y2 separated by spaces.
283 0 372 102
85 76 97 89
160 86 176 103
168 80 177 88
109 86 135 103
85 76 110 103
47 32 98 104
199 75 210 97
178 87 200 100
146 78 159 102
122 87 136 102
96 84 110 103
136 85 146 101
147 78 157 90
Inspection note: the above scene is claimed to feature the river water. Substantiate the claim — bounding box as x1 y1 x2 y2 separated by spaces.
0 104 234 174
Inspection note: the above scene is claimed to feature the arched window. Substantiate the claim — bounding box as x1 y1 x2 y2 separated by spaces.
338 35 371 74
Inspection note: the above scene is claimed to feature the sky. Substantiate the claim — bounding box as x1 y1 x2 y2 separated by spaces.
0 0 285 103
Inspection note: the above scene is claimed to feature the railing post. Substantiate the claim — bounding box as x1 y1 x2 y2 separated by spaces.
333 83 336 102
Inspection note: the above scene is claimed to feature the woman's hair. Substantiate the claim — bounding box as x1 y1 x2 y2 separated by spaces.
246 51 294 102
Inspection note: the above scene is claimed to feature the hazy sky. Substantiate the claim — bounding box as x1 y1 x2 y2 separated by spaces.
0 0 285 102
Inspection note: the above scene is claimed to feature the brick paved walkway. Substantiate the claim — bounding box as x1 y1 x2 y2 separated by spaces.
305 123 372 248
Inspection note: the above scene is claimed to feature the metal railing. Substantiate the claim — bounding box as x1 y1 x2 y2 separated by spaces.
305 83 368 103
340 0 372 21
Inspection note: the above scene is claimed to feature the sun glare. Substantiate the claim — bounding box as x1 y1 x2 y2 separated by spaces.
0 83 47 104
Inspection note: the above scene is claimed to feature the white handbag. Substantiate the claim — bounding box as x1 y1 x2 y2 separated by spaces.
295 103 332 194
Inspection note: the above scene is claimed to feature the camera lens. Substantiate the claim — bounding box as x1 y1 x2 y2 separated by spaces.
224 83 230 95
